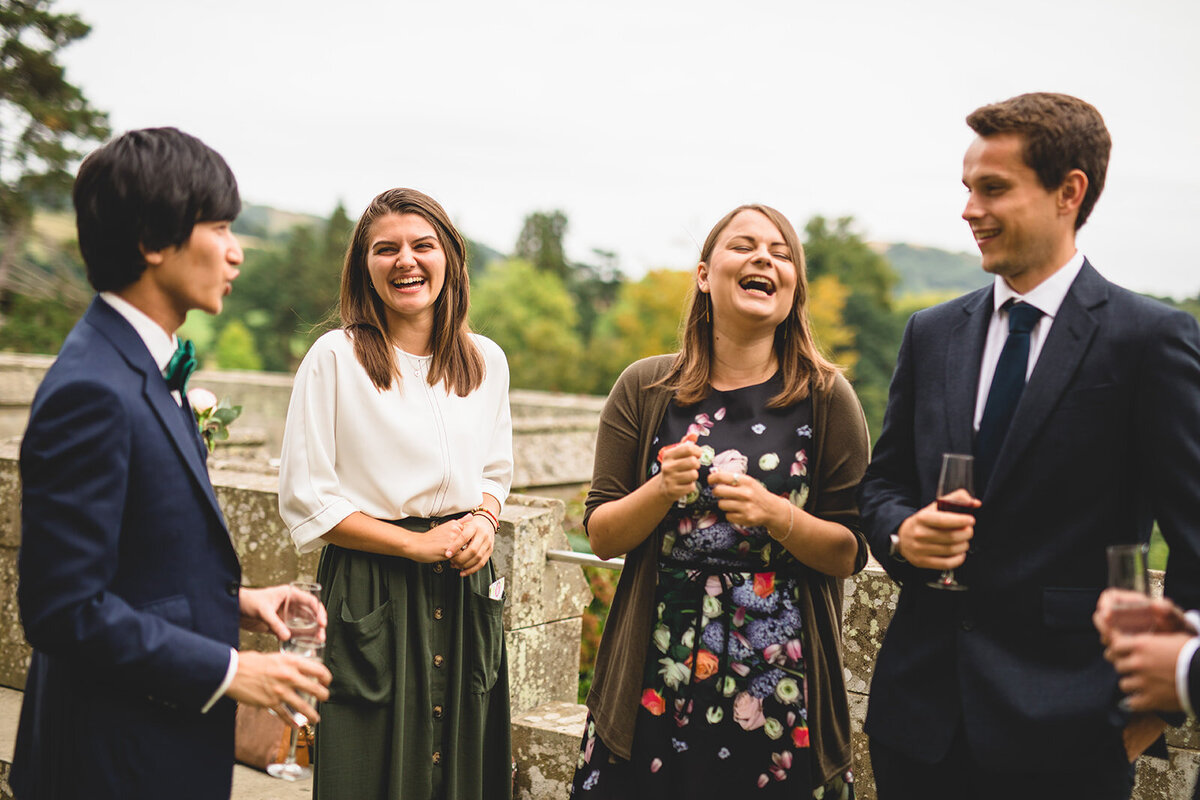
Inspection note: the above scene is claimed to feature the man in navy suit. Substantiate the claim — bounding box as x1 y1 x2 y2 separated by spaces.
11 128 331 799
858 93 1200 799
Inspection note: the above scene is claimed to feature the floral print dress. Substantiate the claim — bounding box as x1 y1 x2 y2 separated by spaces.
571 375 854 800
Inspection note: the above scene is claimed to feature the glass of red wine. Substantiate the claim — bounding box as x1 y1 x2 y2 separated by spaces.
926 453 975 591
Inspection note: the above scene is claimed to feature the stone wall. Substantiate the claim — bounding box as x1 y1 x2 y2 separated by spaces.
0 353 602 490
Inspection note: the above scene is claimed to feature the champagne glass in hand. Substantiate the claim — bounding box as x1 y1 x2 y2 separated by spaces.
927 453 975 591
1106 544 1153 633
283 580 322 640
266 635 325 781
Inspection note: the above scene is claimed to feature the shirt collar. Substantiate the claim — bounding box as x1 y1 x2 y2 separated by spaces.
99 292 179 374
991 251 1085 319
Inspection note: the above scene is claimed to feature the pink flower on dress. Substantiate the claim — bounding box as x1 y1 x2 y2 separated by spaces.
705 575 724 596
786 638 803 662
650 758 662 773
641 688 666 716
733 692 765 731
696 512 718 531
712 448 749 475
714 407 727 421
791 450 808 477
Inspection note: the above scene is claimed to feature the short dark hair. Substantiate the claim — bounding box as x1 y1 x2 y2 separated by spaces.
73 127 241 291
966 92 1110 230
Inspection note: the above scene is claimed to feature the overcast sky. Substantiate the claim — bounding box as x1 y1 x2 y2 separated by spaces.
57 0 1200 297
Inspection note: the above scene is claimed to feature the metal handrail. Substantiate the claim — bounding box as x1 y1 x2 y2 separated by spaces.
545 549 624 570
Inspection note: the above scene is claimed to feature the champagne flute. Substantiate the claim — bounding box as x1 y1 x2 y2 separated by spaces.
283 580 322 639
1106 544 1153 633
926 453 974 591
266 635 324 781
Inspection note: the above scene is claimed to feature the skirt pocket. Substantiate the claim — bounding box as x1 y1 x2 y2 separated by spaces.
468 591 505 694
327 598 394 704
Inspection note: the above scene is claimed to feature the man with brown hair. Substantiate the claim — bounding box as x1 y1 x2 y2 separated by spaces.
858 92 1200 799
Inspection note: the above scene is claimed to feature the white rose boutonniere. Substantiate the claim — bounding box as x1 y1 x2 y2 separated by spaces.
187 387 242 453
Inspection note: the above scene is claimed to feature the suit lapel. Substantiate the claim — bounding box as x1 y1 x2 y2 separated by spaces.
87 300 232 543
944 288 993 455
983 262 1106 498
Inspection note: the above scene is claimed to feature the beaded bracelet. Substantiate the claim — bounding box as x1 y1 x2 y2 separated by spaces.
472 506 499 532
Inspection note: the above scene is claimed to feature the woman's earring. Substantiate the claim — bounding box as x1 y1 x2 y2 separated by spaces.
705 294 710 323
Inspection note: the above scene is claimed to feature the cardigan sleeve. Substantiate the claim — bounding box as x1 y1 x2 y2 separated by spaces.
812 373 872 574
583 358 653 533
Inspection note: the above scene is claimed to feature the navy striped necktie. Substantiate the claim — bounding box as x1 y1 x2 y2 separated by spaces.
975 300 1043 489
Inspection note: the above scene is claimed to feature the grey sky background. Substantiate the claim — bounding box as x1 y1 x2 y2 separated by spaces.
60 0 1199 297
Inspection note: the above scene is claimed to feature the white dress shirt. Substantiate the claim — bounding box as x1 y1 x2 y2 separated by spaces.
972 252 1086 430
97 292 236 712
1176 611 1200 716
279 329 514 553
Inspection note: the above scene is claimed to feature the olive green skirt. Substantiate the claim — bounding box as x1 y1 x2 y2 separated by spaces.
314 523 511 800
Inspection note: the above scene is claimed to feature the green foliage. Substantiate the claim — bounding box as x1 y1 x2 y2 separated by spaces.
587 269 692 394
221 203 353 372
803 216 905 440
885 243 986 295
470 259 586 392
513 210 569 280
0 289 78 352
214 319 262 370
1 0 109 295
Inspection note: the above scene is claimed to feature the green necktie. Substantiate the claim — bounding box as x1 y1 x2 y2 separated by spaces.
164 339 196 395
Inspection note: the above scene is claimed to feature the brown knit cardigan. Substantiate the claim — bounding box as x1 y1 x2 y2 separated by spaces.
582 354 870 785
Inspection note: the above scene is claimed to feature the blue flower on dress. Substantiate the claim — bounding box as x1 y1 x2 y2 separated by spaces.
748 667 785 699
751 423 766 435
731 581 780 614
582 769 600 790
745 617 794 650
674 521 738 554
701 621 752 660
718 746 731 759
672 737 688 752
796 425 812 438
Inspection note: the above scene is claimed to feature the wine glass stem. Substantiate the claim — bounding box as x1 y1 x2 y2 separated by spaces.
284 725 300 765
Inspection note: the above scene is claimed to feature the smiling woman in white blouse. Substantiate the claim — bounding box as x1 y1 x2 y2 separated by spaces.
277 188 514 800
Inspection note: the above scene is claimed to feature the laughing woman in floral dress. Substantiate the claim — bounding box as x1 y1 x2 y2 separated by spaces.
571 204 869 799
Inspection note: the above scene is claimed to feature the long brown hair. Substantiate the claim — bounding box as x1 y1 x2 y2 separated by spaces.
658 204 838 408
339 188 484 395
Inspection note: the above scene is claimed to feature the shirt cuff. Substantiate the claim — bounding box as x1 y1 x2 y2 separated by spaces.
1175 636 1200 717
201 648 238 714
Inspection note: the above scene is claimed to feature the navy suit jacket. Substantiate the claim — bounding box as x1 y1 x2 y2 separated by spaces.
12 298 243 799
859 262 1200 773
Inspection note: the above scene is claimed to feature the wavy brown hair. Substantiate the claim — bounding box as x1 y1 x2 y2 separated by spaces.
339 188 484 395
658 204 838 408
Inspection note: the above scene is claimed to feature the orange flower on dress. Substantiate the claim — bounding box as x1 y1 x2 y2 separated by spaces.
753 572 776 598
684 649 719 682
792 726 810 748
641 688 666 716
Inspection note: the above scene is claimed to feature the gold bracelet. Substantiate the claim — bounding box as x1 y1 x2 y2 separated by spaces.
771 503 795 546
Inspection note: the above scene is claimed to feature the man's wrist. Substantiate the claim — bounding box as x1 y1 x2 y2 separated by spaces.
889 533 906 562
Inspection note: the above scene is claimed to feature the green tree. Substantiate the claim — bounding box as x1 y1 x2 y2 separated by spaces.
215 319 262 370
588 269 693 394
221 203 353 371
803 216 904 440
513 210 569 280
470 259 585 392
1 0 109 296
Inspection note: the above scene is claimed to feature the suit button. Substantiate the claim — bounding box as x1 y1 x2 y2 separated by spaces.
434 607 444 620
433 704 444 719
433 654 445 668
226 581 240 597
432 751 442 766
961 617 974 632
433 563 444 574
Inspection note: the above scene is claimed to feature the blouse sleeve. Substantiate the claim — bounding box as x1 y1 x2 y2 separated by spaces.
480 340 514 505
278 337 358 554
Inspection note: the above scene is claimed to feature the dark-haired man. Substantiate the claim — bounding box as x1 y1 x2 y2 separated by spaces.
11 128 331 800
859 93 1200 799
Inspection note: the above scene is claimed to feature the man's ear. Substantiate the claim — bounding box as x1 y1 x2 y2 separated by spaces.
1058 169 1088 217
139 242 165 266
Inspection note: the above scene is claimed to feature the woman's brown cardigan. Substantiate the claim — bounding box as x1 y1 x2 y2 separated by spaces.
583 355 870 785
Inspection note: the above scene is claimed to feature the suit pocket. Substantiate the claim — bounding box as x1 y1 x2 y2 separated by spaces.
1043 587 1102 632
1057 383 1120 411
327 599 393 704
468 591 505 694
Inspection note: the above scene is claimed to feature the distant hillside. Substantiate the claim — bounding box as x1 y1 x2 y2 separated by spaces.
883 243 987 296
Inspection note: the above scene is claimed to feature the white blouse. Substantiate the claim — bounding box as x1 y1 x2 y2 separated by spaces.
278 329 514 554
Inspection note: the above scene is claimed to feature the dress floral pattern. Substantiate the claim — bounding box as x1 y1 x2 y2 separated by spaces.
571 375 854 799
